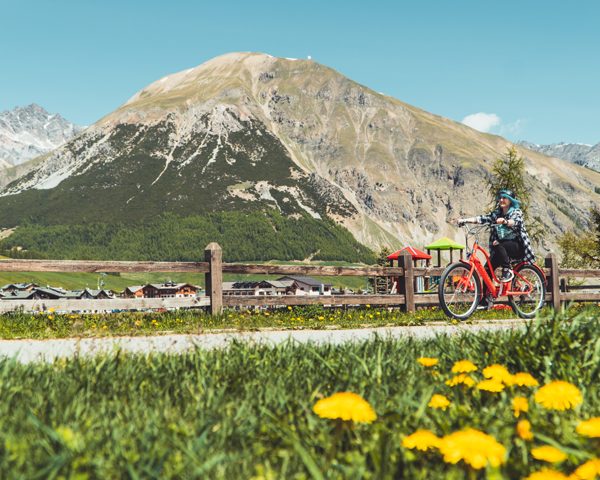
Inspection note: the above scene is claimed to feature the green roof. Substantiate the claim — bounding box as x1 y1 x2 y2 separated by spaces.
424 237 465 250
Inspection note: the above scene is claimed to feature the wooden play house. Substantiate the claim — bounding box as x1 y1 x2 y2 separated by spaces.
387 246 432 293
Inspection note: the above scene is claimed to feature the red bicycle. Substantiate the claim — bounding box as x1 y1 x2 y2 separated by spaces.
438 224 546 320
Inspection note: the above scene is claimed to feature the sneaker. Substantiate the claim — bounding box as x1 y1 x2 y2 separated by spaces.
477 295 494 310
500 268 514 283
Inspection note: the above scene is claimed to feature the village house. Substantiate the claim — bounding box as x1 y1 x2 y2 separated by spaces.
1 286 66 300
276 276 333 296
121 286 144 298
70 288 115 300
0 283 39 294
141 282 199 299
222 280 295 296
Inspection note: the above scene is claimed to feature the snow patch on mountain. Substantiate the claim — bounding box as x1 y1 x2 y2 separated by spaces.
0 104 83 168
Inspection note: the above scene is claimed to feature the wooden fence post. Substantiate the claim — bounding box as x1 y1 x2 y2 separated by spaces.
545 253 561 311
399 251 415 312
205 243 223 315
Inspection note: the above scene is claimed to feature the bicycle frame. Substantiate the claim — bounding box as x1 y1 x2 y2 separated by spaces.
458 225 537 299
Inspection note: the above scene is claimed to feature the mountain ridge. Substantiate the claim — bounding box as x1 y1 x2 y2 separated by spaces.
1 52 599 260
518 140 600 173
0 104 83 176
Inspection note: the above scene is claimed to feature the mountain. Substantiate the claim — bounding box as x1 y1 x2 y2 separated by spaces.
0 104 83 176
0 52 599 262
519 141 600 173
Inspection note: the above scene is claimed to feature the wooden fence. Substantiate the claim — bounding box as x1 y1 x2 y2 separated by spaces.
1 244 599 315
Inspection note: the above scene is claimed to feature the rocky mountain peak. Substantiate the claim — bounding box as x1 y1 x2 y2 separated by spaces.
0 104 83 168
519 140 600 173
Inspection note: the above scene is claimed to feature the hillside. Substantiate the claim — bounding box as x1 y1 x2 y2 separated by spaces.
1 52 599 261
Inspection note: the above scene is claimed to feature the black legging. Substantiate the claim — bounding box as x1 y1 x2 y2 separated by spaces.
490 240 524 271
483 240 524 295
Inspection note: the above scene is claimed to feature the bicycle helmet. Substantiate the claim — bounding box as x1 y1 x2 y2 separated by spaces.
496 189 521 209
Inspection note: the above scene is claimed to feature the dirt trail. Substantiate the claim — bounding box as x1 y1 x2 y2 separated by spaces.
0 319 528 363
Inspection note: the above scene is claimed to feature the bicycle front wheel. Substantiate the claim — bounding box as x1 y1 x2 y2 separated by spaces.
438 262 481 320
508 264 546 319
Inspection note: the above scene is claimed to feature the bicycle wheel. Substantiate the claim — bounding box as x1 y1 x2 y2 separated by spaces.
438 262 481 320
508 264 546 319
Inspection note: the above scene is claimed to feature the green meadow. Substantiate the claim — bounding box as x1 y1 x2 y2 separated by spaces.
0 307 597 478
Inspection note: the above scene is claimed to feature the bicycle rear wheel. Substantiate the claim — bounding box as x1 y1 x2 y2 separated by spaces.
438 262 481 320
508 264 546 319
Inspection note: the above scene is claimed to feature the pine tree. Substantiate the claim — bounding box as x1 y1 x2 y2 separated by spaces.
487 146 529 216
560 207 600 267
487 146 544 245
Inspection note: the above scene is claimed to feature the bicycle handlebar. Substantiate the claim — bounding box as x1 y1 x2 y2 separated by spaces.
458 223 500 255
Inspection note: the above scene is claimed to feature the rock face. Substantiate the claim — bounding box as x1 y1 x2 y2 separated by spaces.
1 53 599 255
0 104 83 179
519 141 600 173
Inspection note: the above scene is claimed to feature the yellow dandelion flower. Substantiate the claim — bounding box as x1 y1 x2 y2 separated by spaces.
524 468 569 480
417 357 439 367
55 426 82 451
451 360 478 373
531 445 567 464
438 428 506 470
476 379 505 393
287 306 292 310
572 458 600 480
517 419 533 440
534 381 583 411
428 394 451 410
513 372 539 387
483 364 514 385
313 392 377 424
402 429 441 451
576 417 600 438
446 374 476 388
513 396 529 417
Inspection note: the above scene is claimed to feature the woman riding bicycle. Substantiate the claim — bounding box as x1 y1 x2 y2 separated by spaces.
457 188 536 285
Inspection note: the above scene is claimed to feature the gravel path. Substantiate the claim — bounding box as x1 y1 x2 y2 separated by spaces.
0 319 529 363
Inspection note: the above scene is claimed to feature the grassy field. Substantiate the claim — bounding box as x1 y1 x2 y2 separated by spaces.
0 304 544 340
0 307 597 478
0 260 373 291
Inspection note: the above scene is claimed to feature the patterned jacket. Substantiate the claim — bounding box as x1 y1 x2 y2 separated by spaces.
476 208 536 264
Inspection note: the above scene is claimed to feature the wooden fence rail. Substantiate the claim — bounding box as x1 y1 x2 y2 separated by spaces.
1 243 599 315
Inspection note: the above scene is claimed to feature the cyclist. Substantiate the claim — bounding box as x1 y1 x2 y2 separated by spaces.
457 189 536 304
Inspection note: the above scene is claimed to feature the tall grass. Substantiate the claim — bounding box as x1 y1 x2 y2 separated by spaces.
0 308 597 478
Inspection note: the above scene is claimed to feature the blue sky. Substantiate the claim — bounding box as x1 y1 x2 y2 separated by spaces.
1 0 598 144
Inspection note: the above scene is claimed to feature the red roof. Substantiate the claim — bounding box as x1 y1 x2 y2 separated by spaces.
387 246 432 261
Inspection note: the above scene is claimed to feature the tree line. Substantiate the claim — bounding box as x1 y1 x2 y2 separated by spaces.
0 211 376 264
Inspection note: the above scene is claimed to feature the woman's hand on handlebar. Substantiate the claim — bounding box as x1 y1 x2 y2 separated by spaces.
496 217 514 226
455 217 474 226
